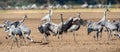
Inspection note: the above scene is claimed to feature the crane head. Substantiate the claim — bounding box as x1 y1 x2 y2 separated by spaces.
23 15 27 19
105 8 110 12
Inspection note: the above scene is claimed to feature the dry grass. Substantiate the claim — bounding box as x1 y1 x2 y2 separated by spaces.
0 10 120 52
0 8 120 14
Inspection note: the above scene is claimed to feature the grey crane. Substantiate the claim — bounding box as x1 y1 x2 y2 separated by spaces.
113 19 120 32
99 9 120 40
68 13 87 42
87 21 103 40
3 20 25 49
87 8 110 40
68 13 86 32
3 15 34 42
104 20 120 40
0 15 34 49
38 14 74 43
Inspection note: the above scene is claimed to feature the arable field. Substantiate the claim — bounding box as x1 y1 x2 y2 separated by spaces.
0 9 120 52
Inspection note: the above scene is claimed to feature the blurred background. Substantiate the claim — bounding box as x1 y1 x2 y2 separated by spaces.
0 0 120 10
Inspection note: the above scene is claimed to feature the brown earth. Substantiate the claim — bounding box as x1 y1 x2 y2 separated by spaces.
0 11 120 52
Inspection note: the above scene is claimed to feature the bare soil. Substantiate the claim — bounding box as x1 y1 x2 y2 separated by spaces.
0 11 120 52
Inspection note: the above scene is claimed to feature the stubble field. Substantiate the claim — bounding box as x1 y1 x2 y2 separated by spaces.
0 9 120 52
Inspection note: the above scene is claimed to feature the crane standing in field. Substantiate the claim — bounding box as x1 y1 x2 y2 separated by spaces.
38 13 75 43
87 8 110 40
87 21 103 40
68 13 87 42
98 9 120 40
38 9 53 43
